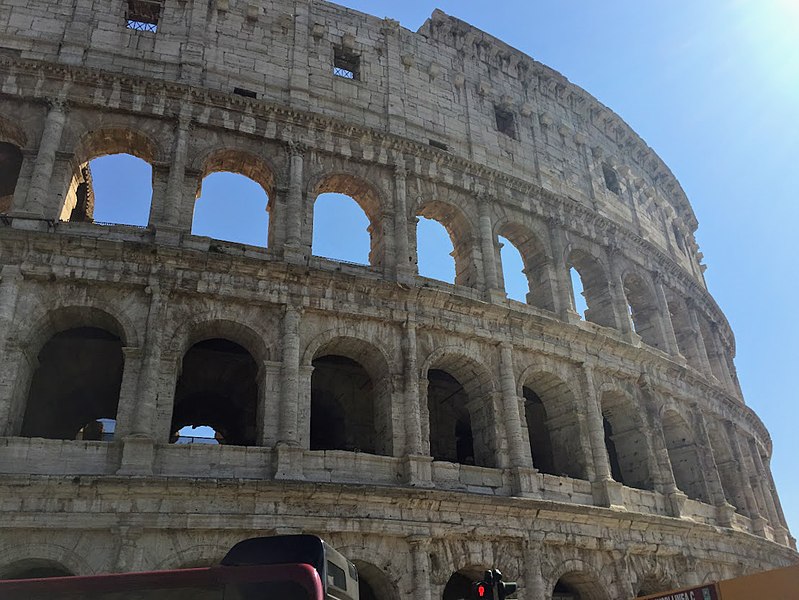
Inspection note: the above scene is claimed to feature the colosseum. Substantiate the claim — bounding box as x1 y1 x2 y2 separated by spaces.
0 0 795 598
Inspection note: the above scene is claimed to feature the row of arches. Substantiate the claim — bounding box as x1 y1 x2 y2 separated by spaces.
10 307 767 519
0 119 734 393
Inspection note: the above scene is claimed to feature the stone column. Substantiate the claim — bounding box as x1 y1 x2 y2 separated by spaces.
607 249 633 336
288 0 310 107
638 378 679 495
692 406 734 524
381 18 406 136
522 540 547 600
747 438 782 532
546 218 572 319
581 365 624 508
0 265 24 433
707 323 735 390
499 343 529 469
403 318 423 455
162 114 192 229
24 99 68 217
725 421 762 526
685 299 713 375
257 361 283 446
652 273 680 356
284 141 306 260
279 304 302 446
393 163 413 282
113 347 144 438
478 196 501 297
407 537 432 600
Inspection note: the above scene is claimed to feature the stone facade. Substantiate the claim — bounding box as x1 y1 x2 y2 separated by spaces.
0 1 795 598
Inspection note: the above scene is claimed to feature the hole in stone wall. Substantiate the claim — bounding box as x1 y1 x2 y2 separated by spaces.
494 106 517 139
312 193 371 265
21 327 123 440
333 47 360 80
662 410 708 503
602 163 621 195
193 172 270 247
171 339 259 447
498 235 528 302
522 388 556 475
125 0 162 32
416 216 456 283
173 425 222 445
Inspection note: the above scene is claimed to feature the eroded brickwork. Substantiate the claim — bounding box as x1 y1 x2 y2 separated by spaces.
0 1 795 598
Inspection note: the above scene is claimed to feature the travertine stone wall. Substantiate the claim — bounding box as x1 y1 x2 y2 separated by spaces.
0 1 795 598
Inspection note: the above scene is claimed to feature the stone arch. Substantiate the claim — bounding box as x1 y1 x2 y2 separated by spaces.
622 271 665 349
416 199 479 287
547 559 612 600
309 171 387 267
351 560 401 600
305 332 394 456
0 112 28 148
442 563 491 600
169 320 265 446
333 540 404 600
661 408 709 503
567 247 616 328
168 317 273 366
421 347 498 468
495 220 557 311
600 389 654 491
519 368 588 480
196 148 276 200
635 572 677 597
8 304 133 439
0 543 93 578
664 289 702 364
61 127 162 223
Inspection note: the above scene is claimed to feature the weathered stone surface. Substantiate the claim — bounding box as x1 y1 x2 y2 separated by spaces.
0 1 794 598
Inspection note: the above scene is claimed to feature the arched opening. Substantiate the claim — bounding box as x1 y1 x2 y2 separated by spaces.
552 572 610 600
568 250 615 328
416 201 477 287
311 174 384 267
1 560 74 580
311 355 384 455
170 338 259 447
21 327 123 440
665 291 701 363
425 356 496 468
600 391 653 490
313 193 371 265
636 575 675 597
570 267 588 318
623 274 664 349
443 566 487 600
498 235 527 302
0 141 23 213
497 224 556 310
661 410 708 503
193 149 275 247
417 216 456 283
193 173 270 247
63 129 159 226
352 560 398 600
521 373 587 479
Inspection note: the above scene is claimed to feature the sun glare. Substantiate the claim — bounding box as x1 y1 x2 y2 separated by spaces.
745 0 799 93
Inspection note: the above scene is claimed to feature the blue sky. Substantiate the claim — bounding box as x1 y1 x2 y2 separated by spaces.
91 1 799 535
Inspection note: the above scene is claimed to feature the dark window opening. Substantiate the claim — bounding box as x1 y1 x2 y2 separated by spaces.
333 48 360 80
523 388 556 475
603 416 624 484
21 327 123 440
233 87 257 99
672 223 686 253
0 142 23 213
311 355 378 454
428 139 449 151
427 369 476 466
125 0 162 32
602 163 621 194
495 106 517 139
171 339 259 447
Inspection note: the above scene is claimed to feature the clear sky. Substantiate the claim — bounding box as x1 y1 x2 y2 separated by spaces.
90 1 799 536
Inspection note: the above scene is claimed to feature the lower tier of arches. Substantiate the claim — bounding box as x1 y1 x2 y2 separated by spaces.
0 476 794 600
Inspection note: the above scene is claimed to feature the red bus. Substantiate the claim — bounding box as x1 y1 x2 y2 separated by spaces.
0 534 359 600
